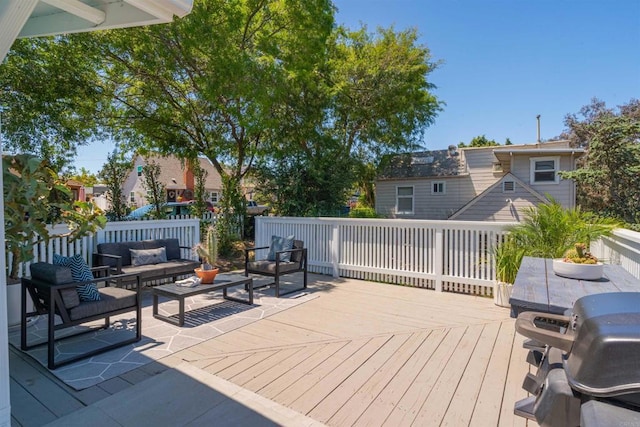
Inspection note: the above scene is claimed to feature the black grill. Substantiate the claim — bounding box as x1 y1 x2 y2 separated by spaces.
514 292 640 427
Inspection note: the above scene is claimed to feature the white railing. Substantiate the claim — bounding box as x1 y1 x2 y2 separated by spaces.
255 217 514 296
592 228 640 280
12 219 200 278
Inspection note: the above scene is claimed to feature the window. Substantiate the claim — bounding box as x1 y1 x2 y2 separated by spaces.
137 165 143 177
503 181 515 193
210 192 219 203
129 192 135 203
396 186 414 214
431 181 446 194
530 157 559 184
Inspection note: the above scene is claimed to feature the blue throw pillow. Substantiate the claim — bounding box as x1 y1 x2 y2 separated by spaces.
53 254 101 302
267 235 295 262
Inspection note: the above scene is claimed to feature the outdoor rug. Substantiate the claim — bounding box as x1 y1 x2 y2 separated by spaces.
8 275 316 390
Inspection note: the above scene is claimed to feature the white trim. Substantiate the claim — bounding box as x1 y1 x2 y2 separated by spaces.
396 185 414 215
41 0 106 24
530 156 560 184
431 181 446 195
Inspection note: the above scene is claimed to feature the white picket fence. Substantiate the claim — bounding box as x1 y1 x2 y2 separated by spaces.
255 217 515 296
592 228 640 280
12 219 201 278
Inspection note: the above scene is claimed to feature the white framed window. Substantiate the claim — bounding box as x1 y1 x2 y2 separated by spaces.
137 165 143 177
396 186 414 214
530 156 560 184
129 191 135 203
431 181 446 194
503 181 515 193
210 192 219 203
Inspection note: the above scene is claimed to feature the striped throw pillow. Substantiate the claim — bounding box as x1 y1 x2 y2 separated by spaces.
53 254 101 302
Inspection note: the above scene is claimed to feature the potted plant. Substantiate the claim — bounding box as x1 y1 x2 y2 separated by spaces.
193 225 219 283
552 242 604 280
493 236 525 307
4 154 106 326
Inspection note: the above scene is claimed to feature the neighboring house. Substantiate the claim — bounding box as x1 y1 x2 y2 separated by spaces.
65 179 86 202
375 140 584 221
123 155 223 208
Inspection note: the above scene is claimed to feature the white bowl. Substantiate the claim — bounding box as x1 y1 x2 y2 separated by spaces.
552 259 603 281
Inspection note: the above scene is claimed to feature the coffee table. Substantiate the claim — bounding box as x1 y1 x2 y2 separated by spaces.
152 273 253 326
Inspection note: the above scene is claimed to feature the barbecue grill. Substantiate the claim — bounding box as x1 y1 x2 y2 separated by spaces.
514 292 640 427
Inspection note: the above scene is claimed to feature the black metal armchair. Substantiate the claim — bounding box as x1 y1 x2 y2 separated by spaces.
244 240 307 297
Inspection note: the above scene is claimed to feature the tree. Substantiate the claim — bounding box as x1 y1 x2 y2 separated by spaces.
560 98 640 224
141 160 166 218
190 157 209 219
75 0 334 229
0 38 105 171
70 167 99 187
98 150 133 220
458 135 499 148
254 25 442 215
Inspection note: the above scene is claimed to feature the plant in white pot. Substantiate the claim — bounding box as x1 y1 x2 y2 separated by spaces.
552 242 604 280
4 154 106 326
493 236 525 307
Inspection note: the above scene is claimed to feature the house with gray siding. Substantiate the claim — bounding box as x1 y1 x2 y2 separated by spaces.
375 140 583 221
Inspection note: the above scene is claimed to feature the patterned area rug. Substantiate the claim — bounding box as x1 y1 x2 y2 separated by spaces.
8 275 316 390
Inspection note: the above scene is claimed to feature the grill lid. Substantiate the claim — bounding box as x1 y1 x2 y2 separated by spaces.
565 292 640 397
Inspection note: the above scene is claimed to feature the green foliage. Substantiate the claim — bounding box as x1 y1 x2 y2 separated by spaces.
0 38 105 171
561 98 640 224
141 160 166 219
506 197 620 259
348 207 380 218
98 150 133 220
69 167 99 187
458 135 499 148
494 236 525 284
190 158 209 218
3 154 106 279
562 243 598 264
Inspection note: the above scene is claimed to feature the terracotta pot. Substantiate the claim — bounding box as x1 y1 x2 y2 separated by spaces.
194 267 219 284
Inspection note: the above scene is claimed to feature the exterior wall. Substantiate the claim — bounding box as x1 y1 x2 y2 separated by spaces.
459 146 502 194
453 181 543 222
509 154 577 207
376 176 476 220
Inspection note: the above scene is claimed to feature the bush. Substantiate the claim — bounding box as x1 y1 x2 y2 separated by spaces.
348 207 379 218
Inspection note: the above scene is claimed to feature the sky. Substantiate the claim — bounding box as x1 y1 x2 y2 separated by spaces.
75 0 640 173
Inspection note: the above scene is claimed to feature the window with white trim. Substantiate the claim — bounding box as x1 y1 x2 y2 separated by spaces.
503 181 515 193
210 192 219 203
530 157 560 184
129 191 135 203
431 181 446 194
396 186 414 214
137 165 143 177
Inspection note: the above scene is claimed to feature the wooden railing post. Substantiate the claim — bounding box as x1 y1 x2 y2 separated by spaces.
435 228 444 292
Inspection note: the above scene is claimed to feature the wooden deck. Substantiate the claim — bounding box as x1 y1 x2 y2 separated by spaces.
10 274 532 426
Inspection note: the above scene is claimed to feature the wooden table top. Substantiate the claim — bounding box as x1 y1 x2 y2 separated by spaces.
509 256 639 317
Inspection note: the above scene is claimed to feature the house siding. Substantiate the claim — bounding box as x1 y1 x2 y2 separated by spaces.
453 181 543 222
460 147 502 194
376 176 476 220
509 154 577 207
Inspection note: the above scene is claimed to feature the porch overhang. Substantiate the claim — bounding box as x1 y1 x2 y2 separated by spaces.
492 147 585 165
0 0 193 63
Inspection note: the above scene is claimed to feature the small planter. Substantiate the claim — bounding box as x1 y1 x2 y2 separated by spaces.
494 281 513 308
194 267 219 284
552 259 604 281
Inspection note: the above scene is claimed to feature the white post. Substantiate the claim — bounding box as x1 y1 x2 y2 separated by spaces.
331 221 339 278
434 228 443 292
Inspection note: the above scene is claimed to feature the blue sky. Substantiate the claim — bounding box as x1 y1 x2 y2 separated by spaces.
75 0 640 173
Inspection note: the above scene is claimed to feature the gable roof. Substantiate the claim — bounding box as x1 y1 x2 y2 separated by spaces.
378 149 462 180
449 172 547 220
134 154 222 190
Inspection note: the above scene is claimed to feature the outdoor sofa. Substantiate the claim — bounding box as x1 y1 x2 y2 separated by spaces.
93 238 200 287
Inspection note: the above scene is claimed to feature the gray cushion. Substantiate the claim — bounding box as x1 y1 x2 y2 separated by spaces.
267 235 295 261
163 259 200 276
130 247 167 266
69 286 137 321
290 240 304 263
29 262 80 309
97 241 146 267
247 260 301 274
144 239 181 260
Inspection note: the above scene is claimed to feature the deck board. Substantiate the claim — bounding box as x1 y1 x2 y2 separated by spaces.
10 274 532 427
